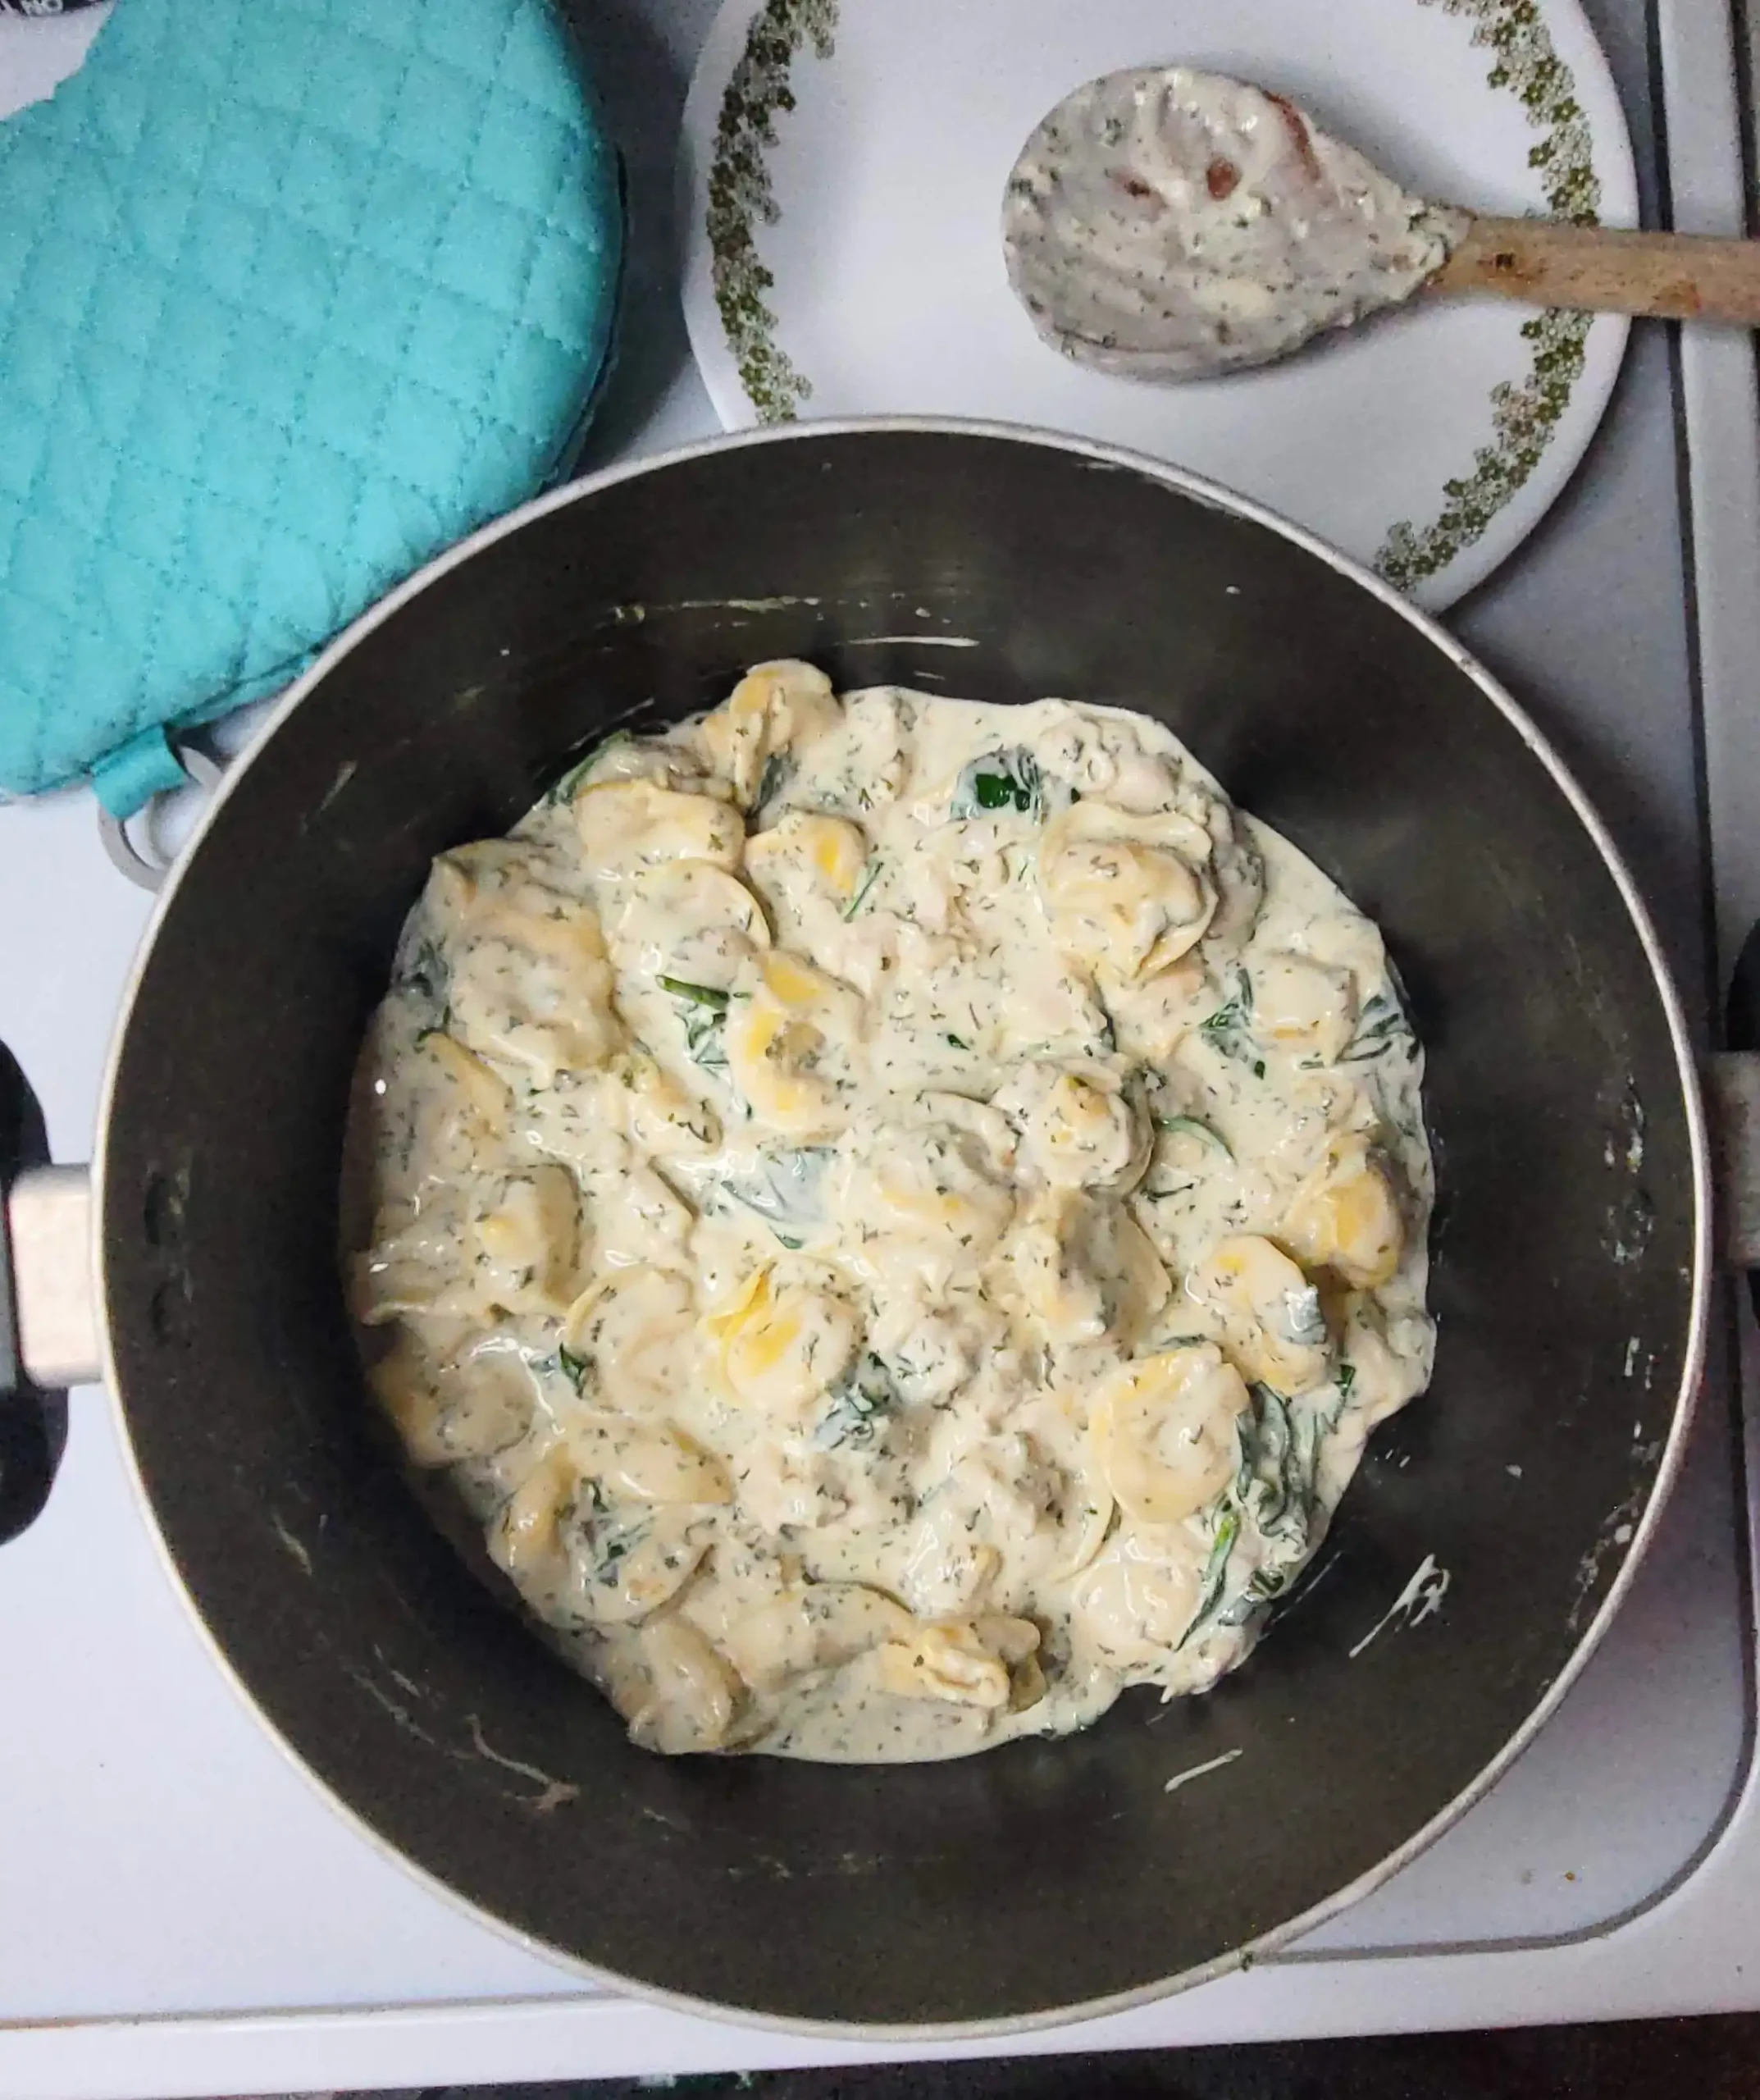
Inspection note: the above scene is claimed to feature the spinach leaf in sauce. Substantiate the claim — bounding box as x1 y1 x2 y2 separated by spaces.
754 749 795 818
547 728 633 805
556 1343 594 1395
661 977 732 1071
814 1353 896 1449
1198 966 1264 1075
565 1481 649 1593
712 1145 835 1247
1180 1507 1242 1649
1338 987 1417 1065
1234 1385 1307 1545
1185 1380 1357 1643
1156 1113 1233 1159
397 934 448 1002
951 747 1044 822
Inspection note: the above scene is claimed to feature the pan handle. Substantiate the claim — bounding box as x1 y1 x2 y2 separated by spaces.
6 1166 97 1390
1708 1052 1760 1268
0 1045 88 1541
1713 924 1760 1282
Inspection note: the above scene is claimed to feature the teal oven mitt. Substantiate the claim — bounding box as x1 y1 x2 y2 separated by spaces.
0 0 623 817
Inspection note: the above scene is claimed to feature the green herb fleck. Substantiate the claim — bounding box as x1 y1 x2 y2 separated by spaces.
844 856 885 920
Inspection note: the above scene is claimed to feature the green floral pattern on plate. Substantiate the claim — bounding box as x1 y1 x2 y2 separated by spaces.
706 0 836 422
705 0 1609 595
1376 0 1601 591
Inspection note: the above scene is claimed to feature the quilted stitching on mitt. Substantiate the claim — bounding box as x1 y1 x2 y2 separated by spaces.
0 0 622 808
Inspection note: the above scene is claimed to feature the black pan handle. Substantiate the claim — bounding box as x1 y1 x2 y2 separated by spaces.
1715 924 1760 1322
0 1043 81 1543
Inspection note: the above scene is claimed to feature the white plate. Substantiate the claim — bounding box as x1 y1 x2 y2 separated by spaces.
680 0 1636 609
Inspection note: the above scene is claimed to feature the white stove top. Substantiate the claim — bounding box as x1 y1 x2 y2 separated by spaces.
2 2 1758 2095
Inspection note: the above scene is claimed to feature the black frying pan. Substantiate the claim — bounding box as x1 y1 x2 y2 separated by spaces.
0 423 1712 2036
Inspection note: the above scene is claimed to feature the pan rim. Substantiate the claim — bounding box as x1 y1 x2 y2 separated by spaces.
89 414 1713 2042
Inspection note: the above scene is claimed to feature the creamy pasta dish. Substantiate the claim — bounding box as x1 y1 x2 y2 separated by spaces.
347 664 1434 1762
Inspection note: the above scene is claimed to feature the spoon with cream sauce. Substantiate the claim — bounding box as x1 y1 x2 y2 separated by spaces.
1002 67 1760 381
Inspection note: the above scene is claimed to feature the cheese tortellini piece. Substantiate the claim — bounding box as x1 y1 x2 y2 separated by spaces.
489 1445 712 1629
995 1058 1151 1192
699 658 842 808
722 1583 914 1692
1281 1136 1406 1290
1186 1233 1332 1394
1007 1189 1170 1349
350 669 1432 1763
745 809 869 911
622 1616 745 1755
1090 1344 1250 1526
709 1268 859 1417
368 1331 536 1467
874 1615 1042 1711
410 1029 513 1134
350 1164 585 1325
726 950 865 1134
559 1265 700 1416
426 852 621 1084
1252 953 1358 1065
470 1166 583 1316
1074 1532 1206 1671
613 857 770 993
575 778 745 878
615 1052 720 1158
841 1116 1016 1280
1038 798 1218 980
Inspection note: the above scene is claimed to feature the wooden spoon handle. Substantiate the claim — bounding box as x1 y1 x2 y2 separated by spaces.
1434 214 1760 324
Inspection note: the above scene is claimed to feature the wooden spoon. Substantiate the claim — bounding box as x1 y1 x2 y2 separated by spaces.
1002 67 1760 383
1434 216 1760 323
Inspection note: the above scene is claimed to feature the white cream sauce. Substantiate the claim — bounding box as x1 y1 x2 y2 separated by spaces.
346 665 1434 1762
1002 68 1466 379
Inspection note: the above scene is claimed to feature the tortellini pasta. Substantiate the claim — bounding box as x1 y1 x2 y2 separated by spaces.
1090 1345 1249 1525
995 1058 1151 1192
610 857 771 994
725 950 866 1134
426 852 622 1084
1185 1233 1334 1395
697 659 841 809
1251 952 1358 1066
710 1267 860 1417
1037 797 1219 980
575 778 745 878
745 808 870 911
1280 1135 1406 1290
874 1615 1043 1711
349 669 1433 1763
